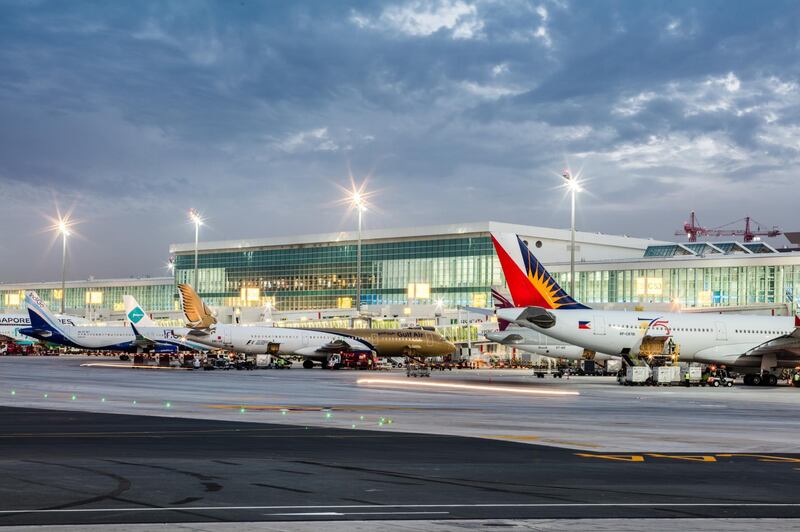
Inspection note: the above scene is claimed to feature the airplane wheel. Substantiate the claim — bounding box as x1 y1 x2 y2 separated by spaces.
766 374 778 386
302 360 314 369
751 374 762 386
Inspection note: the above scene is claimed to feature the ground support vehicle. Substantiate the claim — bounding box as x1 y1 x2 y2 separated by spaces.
406 363 431 378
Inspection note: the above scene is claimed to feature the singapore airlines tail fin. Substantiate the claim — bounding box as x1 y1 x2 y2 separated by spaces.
491 233 589 310
123 296 157 328
177 284 217 329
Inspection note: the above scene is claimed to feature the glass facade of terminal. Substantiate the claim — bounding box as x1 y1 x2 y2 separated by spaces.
3 235 799 320
175 236 502 311
0 281 176 313
555 263 800 314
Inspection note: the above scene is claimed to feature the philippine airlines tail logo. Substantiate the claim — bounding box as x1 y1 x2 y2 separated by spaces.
491 233 588 310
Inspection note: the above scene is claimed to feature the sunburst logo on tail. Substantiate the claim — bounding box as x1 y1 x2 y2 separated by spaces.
491 233 588 310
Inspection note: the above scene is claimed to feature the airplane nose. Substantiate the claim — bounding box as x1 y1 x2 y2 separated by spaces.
444 341 456 354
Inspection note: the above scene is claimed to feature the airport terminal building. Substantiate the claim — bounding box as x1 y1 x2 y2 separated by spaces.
2 221 799 323
168 222 655 312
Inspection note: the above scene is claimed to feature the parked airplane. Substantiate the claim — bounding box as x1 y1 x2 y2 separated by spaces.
20 292 205 353
488 289 619 362
485 289 619 363
176 284 456 368
1 312 89 345
491 233 800 386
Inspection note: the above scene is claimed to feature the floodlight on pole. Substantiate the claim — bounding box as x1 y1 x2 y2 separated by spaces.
561 170 582 298
349 190 367 312
189 209 203 290
55 216 72 314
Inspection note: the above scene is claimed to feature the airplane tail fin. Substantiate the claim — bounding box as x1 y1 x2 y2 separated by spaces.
24 291 65 336
490 233 589 310
123 295 157 328
491 288 513 331
177 284 217 329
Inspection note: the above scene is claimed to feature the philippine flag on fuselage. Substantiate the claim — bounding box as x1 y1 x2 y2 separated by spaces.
578 321 591 330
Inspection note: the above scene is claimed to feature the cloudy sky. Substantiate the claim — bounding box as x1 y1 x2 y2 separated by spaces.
0 0 798 282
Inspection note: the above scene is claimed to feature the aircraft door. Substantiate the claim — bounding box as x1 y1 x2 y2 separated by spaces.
223 326 232 346
593 316 606 335
302 333 310 347
715 322 727 341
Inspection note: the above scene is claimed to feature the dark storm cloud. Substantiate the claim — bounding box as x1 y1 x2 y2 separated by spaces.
0 0 798 281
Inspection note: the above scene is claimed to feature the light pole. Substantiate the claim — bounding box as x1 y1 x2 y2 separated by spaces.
58 219 70 314
561 170 581 298
189 209 203 290
352 192 365 311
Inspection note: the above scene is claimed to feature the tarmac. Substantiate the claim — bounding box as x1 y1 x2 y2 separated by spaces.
1 356 800 452
1 356 800 528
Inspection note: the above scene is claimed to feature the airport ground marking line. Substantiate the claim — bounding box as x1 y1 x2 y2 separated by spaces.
3 503 800 514
647 454 717 462
269 512 450 516
716 454 800 463
356 379 580 396
575 453 645 462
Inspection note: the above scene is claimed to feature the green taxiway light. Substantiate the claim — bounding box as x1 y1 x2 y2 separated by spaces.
10 390 15 396
101 397 106 402
359 415 364 421
71 395 76 401
325 412 332 419
351 424 356 429
281 409 287 415
240 407 246 413
132 400 137 405
165 402 171 408
43 393 48 399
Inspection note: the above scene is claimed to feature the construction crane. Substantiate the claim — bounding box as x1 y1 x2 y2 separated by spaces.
676 211 782 243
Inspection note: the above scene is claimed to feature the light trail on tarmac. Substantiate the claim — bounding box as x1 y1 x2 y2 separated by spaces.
356 378 580 396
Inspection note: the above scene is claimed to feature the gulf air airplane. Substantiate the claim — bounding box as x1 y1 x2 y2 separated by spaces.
1 312 89 346
485 289 619 363
173 284 375 366
492 233 800 386
175 284 455 368
20 292 205 353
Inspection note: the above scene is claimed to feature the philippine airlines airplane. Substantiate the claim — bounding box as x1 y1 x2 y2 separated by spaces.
20 292 205 353
485 289 619 363
1 313 89 345
492 233 800 386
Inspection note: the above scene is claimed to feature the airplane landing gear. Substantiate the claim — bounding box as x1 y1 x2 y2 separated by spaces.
302 359 314 369
743 373 779 386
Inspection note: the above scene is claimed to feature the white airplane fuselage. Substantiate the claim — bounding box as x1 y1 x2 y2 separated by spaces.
1 313 87 345
22 323 201 352
497 308 795 369
486 329 618 362
187 324 371 358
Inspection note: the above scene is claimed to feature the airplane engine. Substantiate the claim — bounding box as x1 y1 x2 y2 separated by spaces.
153 344 179 354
